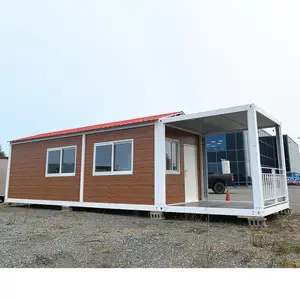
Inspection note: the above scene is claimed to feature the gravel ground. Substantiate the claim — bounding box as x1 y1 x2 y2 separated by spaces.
1 203 300 268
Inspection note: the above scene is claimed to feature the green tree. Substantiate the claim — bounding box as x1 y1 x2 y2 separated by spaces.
0 145 5 157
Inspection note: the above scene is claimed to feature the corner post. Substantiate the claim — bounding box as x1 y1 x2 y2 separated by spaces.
154 121 166 209
200 135 208 200
4 143 12 201
275 125 289 204
79 134 86 203
247 105 264 214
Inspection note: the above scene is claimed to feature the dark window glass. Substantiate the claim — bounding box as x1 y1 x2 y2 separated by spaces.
230 161 238 174
227 150 237 162
216 162 222 173
236 132 244 149
226 133 236 150
166 141 179 171
238 161 246 184
237 150 244 161
166 141 172 170
114 142 132 171
217 151 227 162
207 152 217 162
207 134 226 152
47 150 61 174
208 163 217 174
95 144 112 172
238 162 245 176
61 147 76 174
260 156 267 167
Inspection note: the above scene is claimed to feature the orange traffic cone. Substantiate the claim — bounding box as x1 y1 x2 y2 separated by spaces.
225 189 231 202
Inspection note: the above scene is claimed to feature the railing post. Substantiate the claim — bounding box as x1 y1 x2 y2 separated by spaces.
272 169 277 204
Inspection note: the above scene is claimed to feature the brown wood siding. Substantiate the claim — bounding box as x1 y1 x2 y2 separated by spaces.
84 126 154 205
165 126 202 204
8 136 82 201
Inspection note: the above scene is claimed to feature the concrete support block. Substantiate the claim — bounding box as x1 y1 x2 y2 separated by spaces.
248 217 267 228
279 208 292 215
150 211 165 220
61 206 73 212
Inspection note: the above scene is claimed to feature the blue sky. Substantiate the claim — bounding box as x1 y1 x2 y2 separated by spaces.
1 1 300 154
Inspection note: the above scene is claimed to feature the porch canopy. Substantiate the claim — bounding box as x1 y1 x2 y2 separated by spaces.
161 104 281 135
159 103 289 217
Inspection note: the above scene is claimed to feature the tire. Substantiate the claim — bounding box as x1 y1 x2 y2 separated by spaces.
212 182 226 194
0 196 4 203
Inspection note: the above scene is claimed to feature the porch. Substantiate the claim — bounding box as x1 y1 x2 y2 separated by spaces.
154 104 290 218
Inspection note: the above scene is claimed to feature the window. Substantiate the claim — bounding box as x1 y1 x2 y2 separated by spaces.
207 152 217 163
207 134 226 152
46 146 76 176
226 133 236 150
236 132 244 149
227 150 237 162
93 140 133 175
217 151 227 162
166 139 180 173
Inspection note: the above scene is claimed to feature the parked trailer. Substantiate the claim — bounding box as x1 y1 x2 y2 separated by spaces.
0 157 8 203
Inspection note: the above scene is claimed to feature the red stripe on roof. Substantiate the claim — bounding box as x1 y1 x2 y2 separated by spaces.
10 111 183 143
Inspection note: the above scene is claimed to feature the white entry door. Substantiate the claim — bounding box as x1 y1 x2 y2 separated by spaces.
184 145 198 203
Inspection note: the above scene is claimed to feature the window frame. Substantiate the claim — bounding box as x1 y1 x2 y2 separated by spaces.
165 138 180 175
93 139 134 176
45 145 77 177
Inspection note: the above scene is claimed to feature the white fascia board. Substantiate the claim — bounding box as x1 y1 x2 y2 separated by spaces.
163 205 257 217
253 104 282 126
262 202 290 216
6 198 156 211
161 104 252 124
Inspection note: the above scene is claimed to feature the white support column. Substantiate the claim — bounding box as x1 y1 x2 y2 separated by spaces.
154 121 166 209
247 106 264 213
275 125 289 203
200 135 208 200
79 134 86 203
4 143 12 201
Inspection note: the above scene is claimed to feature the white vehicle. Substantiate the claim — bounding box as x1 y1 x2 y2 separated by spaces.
0 157 8 203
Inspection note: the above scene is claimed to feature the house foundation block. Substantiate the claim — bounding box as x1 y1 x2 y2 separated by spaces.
61 206 73 212
150 211 165 220
279 208 292 215
247 217 267 228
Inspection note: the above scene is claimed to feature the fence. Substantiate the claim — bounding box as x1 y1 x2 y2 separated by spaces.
262 167 287 207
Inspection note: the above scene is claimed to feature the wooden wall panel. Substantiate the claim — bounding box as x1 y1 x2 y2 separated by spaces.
84 126 155 205
8 136 82 201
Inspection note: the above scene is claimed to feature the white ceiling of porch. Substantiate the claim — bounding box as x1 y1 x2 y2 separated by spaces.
164 110 278 135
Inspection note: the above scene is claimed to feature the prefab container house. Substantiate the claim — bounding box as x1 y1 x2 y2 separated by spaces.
5 104 290 218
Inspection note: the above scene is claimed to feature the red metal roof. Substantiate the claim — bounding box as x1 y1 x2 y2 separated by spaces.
10 111 183 143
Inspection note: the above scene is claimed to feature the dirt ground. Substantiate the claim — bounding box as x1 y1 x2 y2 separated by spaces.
0 187 299 268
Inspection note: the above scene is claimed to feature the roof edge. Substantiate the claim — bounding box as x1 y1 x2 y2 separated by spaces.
9 111 184 144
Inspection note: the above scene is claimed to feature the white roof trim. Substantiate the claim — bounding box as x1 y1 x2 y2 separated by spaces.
160 104 281 126
160 104 251 124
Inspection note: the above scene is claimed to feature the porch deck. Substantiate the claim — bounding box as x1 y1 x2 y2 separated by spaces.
173 200 253 209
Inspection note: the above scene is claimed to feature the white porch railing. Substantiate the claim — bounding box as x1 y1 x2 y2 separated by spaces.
262 167 287 207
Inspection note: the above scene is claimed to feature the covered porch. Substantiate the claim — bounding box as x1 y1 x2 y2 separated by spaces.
154 104 290 218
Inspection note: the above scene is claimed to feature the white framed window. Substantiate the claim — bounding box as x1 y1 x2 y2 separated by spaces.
46 146 77 177
166 139 180 174
93 139 134 175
